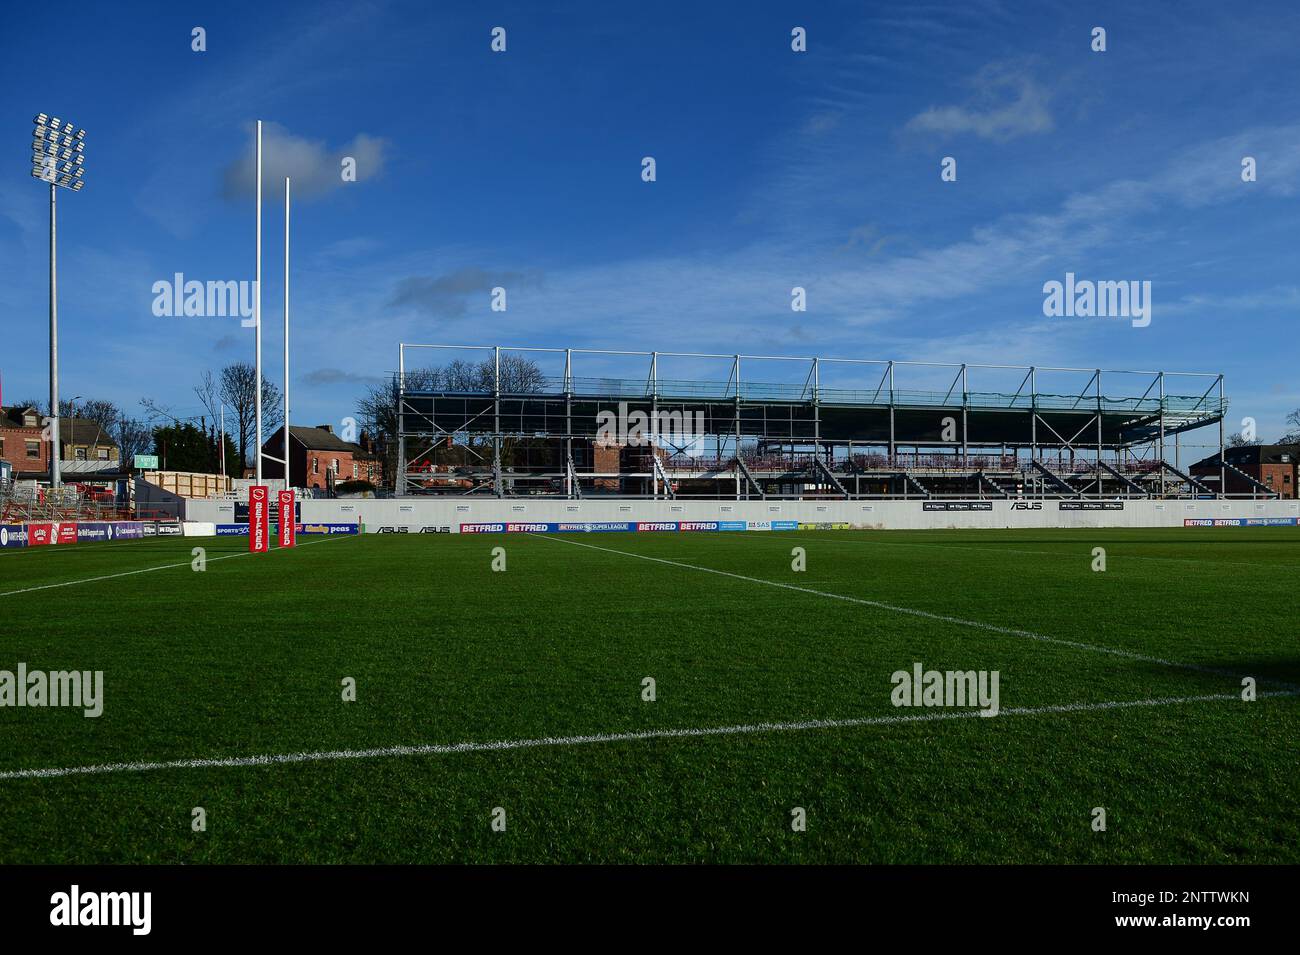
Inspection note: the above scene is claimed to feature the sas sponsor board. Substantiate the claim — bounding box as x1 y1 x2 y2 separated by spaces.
1184 517 1298 527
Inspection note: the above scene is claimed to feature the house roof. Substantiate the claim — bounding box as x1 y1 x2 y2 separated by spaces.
262 424 368 454
0 405 41 429
60 417 116 448
1191 443 1299 469
1 407 117 448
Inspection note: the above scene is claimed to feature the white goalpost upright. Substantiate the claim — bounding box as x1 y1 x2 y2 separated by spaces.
251 119 292 490
254 120 263 483
283 176 290 488
253 120 263 485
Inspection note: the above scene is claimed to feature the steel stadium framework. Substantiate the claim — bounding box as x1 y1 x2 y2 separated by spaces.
392 343 1272 501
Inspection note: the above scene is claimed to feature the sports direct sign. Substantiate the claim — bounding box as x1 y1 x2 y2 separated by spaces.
249 486 269 553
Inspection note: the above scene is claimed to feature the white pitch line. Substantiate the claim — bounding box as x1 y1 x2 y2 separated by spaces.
0 690 1292 782
537 534 1300 690
0 533 356 598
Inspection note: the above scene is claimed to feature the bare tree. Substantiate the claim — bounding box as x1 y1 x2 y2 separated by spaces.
1279 409 1300 445
218 362 283 466
194 370 222 423
140 397 182 425
74 399 123 432
112 417 153 469
355 357 544 488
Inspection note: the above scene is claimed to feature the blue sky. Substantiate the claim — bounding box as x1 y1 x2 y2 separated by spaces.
1 0 1297 452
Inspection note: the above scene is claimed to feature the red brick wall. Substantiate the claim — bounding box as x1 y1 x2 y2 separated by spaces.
1260 462 1296 498
303 450 383 490
593 443 621 491
1195 461 1298 498
0 425 48 476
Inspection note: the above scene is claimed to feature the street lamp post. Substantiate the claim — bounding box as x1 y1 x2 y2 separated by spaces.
31 113 85 488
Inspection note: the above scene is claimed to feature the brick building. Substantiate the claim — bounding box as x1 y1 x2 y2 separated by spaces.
1 406 122 481
1191 444 1298 499
261 424 384 492
60 417 119 465
0 406 48 479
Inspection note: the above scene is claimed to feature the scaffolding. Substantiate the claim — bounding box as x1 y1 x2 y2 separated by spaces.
392 343 1251 501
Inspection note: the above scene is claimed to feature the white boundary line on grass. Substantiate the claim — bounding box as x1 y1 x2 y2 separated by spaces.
537 534 1300 690
0 533 356 598
0 690 1292 781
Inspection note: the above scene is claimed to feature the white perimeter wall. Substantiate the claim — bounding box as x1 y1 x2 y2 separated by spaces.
182 496 1300 532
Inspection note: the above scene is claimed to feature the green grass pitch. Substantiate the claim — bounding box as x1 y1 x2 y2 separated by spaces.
0 526 1296 863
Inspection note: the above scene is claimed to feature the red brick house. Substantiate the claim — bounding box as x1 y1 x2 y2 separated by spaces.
1191 444 1298 499
0 406 49 479
261 424 384 492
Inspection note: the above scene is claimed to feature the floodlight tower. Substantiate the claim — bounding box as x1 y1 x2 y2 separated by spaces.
30 113 85 488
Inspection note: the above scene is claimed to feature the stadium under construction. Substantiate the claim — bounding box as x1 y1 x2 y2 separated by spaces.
392 344 1271 502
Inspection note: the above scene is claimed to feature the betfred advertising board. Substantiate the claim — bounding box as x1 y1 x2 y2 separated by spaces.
1184 517 1299 528
249 486 269 553
278 490 297 547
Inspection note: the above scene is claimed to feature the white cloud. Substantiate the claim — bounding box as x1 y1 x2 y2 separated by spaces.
220 122 388 201
903 62 1053 141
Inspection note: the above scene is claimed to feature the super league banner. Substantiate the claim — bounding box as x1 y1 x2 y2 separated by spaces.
249 486 269 553
278 490 296 548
